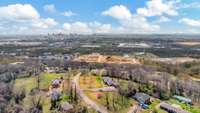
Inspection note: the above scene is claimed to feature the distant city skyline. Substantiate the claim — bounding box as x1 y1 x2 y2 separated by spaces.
0 0 200 34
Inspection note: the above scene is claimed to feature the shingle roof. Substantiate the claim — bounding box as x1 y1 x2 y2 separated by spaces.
102 77 118 86
133 93 150 103
160 102 190 113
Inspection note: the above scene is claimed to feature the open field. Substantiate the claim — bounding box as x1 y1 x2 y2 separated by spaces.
79 74 105 89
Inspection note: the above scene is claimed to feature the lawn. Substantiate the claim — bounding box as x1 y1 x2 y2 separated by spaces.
14 77 37 93
143 99 167 113
79 74 104 89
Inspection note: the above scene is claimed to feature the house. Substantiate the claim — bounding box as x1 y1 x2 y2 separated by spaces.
102 77 118 87
52 78 62 88
173 95 192 104
160 102 190 113
133 93 151 104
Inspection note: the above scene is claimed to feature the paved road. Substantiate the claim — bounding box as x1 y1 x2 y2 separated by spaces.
72 73 108 113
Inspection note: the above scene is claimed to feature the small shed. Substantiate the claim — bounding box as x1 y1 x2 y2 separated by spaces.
133 93 151 104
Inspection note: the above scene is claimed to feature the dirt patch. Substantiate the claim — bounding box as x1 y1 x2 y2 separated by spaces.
176 41 200 46
75 54 140 64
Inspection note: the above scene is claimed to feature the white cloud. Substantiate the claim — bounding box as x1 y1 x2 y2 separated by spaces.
43 4 56 13
62 11 75 17
31 18 58 29
102 5 160 33
0 4 59 34
179 18 200 27
62 21 124 34
0 4 40 21
178 2 200 9
102 5 132 20
155 16 171 23
63 22 92 34
137 0 178 17
121 15 160 32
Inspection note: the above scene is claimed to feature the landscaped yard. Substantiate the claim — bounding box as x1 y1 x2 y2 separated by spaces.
143 99 167 113
79 74 105 89
14 76 37 93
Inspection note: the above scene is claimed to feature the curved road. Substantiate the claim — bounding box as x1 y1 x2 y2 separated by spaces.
72 73 108 113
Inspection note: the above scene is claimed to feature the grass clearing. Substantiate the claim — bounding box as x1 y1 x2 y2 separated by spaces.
14 77 37 93
79 75 104 89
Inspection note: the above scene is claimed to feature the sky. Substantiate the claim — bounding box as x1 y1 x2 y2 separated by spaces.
0 0 200 35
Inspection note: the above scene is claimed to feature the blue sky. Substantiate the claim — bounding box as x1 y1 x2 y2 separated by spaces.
0 0 200 34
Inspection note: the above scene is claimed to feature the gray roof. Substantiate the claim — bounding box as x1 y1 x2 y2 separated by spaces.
160 102 190 113
133 93 150 103
103 77 118 86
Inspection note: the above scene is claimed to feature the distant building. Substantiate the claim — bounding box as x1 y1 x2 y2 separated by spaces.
133 93 151 104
